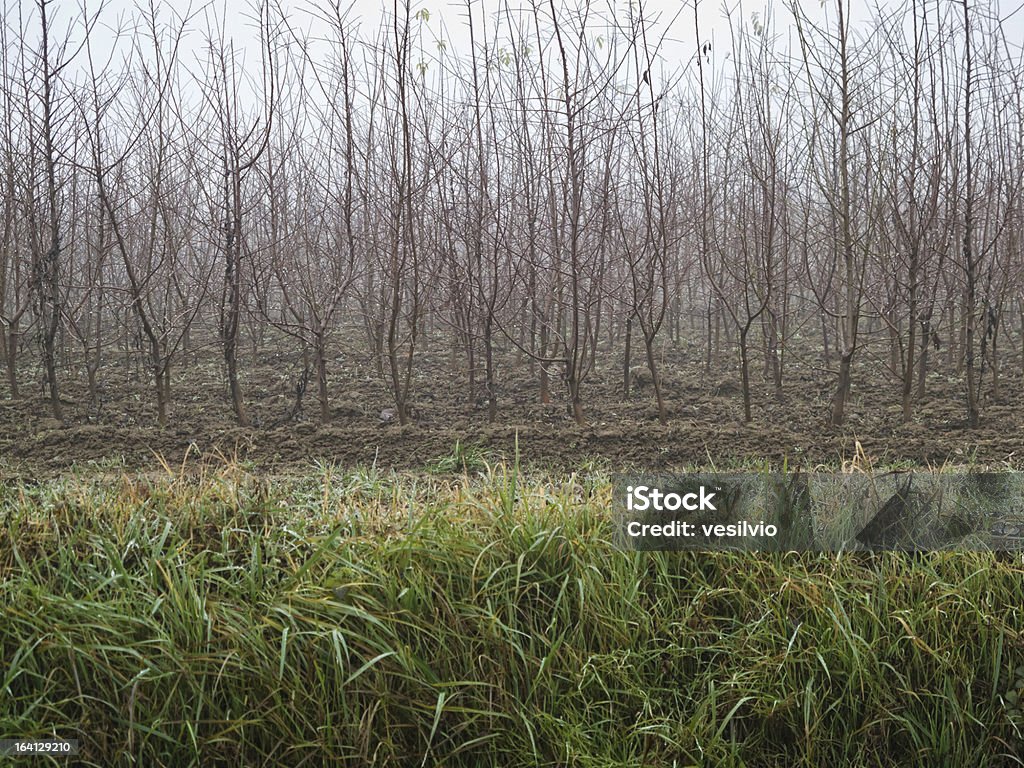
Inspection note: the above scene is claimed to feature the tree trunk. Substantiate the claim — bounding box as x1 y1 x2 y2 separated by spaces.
315 332 329 423
622 314 632 396
645 336 667 424
484 316 496 422
916 325 930 400
154 362 168 427
831 351 853 427
739 326 752 423
225 335 248 426
570 384 585 426
3 324 17 397
539 318 550 404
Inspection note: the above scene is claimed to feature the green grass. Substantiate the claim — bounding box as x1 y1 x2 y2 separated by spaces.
2 459 1024 766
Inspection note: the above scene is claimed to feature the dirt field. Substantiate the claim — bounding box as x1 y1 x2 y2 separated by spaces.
2 335 1022 478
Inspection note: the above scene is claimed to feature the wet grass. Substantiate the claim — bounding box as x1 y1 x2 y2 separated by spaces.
2 457 1024 766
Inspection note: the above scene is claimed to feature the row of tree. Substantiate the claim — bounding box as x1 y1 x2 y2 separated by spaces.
1 0 1021 428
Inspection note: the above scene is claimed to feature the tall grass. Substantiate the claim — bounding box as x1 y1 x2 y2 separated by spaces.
2 459 1023 766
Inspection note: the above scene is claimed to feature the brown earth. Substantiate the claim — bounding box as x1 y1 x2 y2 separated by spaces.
1 334 1022 479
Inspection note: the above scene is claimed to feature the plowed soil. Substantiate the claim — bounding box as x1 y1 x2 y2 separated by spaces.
2 335 1022 478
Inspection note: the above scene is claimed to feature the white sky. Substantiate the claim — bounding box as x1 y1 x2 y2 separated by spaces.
8 0 1024 89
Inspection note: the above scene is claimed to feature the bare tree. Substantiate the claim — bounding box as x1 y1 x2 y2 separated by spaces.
0 1 30 398
792 0 879 426
193 3 276 426
20 0 84 419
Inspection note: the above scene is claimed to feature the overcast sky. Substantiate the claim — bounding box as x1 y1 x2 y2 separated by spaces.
8 0 1024 89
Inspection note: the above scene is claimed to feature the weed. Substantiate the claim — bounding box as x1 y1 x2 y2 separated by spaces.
1 461 1023 766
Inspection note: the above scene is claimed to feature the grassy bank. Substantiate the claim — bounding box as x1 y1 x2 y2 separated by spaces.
2 459 1024 766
